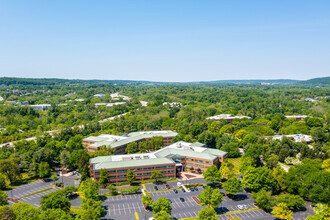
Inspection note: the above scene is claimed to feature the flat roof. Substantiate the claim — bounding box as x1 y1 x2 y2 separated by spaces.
93 157 175 170
206 114 251 120
85 130 178 149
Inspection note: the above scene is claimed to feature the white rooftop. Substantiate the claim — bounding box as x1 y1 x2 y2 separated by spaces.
206 114 251 120
285 115 308 118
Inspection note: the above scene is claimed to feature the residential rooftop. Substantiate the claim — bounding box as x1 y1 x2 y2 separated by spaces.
206 114 251 121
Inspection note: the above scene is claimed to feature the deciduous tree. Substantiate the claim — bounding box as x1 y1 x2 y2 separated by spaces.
197 207 217 220
152 197 172 216
271 203 293 220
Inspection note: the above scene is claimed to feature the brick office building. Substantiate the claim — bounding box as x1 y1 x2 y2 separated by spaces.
83 130 178 154
90 141 227 184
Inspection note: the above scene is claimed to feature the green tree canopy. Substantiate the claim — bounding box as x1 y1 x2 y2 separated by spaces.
152 197 172 216
198 187 224 208
271 203 293 220
223 178 243 195
251 189 274 210
203 165 220 184
127 169 136 184
197 207 217 220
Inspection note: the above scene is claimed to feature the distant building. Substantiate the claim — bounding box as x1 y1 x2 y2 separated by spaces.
0 97 4 102
16 101 29 105
206 114 251 123
140 101 148 107
89 141 227 184
75 99 85 102
65 92 76 97
163 102 182 108
94 93 105 98
30 104 52 111
285 115 307 121
94 102 126 108
83 130 178 154
305 98 317 102
110 92 131 101
273 134 312 143
5 101 16 105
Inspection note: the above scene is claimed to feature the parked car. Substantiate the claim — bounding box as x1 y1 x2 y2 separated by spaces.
237 205 248 210
166 184 170 189
194 187 198 191
182 188 186 193
180 197 185 202
174 189 178 193
202 185 206 189
177 182 182 187
168 199 172 203
154 186 158 190
190 187 194 191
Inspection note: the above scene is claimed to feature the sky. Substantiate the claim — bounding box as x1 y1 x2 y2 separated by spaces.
0 1 330 82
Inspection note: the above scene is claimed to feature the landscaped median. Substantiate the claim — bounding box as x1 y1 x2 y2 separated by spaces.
179 207 261 220
148 187 181 193
22 187 54 198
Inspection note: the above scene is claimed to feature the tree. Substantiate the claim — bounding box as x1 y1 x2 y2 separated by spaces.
251 189 274 210
12 202 39 220
153 210 171 220
0 158 21 184
152 197 172 216
198 187 224 208
50 173 59 182
275 194 305 210
39 162 51 178
76 198 105 220
150 136 164 151
142 192 153 206
197 207 217 220
223 178 243 196
0 190 8 206
107 184 118 196
60 149 70 169
40 194 71 212
203 165 220 184
125 142 138 154
39 209 73 220
0 205 15 220
99 169 108 187
220 143 240 158
78 179 99 200
78 154 90 182
127 169 136 184
271 203 293 220
242 166 278 192
151 170 163 183
306 203 330 220
272 166 287 191
0 173 7 190
322 158 330 172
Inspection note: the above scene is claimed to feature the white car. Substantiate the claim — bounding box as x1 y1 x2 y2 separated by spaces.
237 205 248 210
177 182 182 187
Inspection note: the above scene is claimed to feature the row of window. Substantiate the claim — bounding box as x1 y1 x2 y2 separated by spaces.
185 158 212 164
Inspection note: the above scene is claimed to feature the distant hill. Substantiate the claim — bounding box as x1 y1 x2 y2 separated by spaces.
0 76 329 86
300 76 330 85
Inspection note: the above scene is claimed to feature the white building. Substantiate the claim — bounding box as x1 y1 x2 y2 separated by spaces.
30 104 52 111
163 102 182 108
206 114 251 123
110 92 131 101
272 134 312 143
94 94 105 98
140 101 148 107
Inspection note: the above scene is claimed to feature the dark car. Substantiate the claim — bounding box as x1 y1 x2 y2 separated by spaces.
168 199 172 203
182 188 186 192
194 187 198 191
190 187 194 191
202 185 206 189
166 184 170 189
180 197 185 202
174 189 178 193
154 186 158 190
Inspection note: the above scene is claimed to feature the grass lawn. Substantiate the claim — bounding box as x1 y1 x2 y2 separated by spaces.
225 156 242 173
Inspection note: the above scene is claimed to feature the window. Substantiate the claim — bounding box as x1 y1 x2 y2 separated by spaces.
117 169 127 172
137 173 142 176
161 171 167 174
156 166 167 169
95 172 100 175
108 170 116 173
143 167 154 170
137 168 142 171
143 173 151 176
118 175 126 178
168 165 175 168
186 158 194 161
205 161 212 164
187 163 194 166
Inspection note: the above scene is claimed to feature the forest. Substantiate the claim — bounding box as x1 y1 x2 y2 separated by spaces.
0 77 329 219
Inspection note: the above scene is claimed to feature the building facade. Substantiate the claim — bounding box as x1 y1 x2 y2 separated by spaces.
83 130 178 153
89 141 228 184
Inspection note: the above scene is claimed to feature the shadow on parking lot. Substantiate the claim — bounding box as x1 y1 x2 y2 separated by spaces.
215 207 230 214
231 194 248 201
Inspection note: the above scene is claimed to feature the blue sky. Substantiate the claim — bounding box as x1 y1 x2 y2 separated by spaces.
0 1 329 82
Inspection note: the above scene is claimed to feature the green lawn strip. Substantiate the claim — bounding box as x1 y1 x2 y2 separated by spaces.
225 157 242 173
179 208 260 220
148 187 181 193
23 187 54 198
7 173 39 189
98 192 141 197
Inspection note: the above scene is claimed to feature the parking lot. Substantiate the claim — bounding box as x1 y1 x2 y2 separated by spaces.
101 194 153 220
217 209 274 220
6 180 54 199
18 187 61 207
